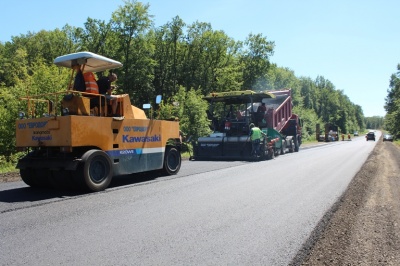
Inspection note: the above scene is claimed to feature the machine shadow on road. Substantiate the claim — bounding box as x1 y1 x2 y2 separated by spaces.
0 187 82 203
0 170 165 204
108 170 166 188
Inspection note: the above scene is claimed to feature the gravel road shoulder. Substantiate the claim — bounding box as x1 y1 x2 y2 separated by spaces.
292 138 400 265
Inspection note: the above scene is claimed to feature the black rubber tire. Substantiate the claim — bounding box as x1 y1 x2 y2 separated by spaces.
35 169 52 188
280 142 286 155
81 150 113 192
49 170 75 190
163 147 181 175
260 142 268 160
288 139 294 153
20 168 36 187
20 168 51 188
294 136 299 152
274 146 280 156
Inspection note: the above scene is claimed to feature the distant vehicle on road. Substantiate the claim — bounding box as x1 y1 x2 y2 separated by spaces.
366 132 376 141
353 131 359 136
383 134 393 142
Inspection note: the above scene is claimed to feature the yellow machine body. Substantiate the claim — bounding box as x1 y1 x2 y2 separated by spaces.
15 52 181 191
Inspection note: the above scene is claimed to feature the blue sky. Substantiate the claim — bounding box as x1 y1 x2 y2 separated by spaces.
1 0 399 117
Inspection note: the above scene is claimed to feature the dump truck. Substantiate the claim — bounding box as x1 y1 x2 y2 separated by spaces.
15 52 182 192
191 89 302 160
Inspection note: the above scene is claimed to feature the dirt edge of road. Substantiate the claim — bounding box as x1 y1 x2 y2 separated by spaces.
291 138 400 265
0 170 21 183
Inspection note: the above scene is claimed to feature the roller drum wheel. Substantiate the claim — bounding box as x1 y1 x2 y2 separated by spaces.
20 168 36 187
163 147 181 175
80 150 113 192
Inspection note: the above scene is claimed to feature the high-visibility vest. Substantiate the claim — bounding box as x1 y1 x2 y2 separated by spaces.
251 127 262 141
83 72 99 94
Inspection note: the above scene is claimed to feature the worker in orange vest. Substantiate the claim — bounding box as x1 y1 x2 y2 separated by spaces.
83 72 99 94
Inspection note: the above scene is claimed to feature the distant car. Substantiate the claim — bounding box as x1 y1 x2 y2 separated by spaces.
383 134 393 142
353 131 359 136
366 132 375 141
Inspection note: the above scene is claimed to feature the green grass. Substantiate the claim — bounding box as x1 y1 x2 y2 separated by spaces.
0 163 18 174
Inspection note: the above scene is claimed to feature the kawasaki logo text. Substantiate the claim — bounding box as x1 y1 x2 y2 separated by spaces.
122 134 161 143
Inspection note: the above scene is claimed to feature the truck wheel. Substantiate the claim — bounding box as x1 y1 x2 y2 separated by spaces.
294 137 300 152
274 146 281 156
280 142 286 155
260 143 268 160
163 147 181 175
288 139 294 153
81 150 113 192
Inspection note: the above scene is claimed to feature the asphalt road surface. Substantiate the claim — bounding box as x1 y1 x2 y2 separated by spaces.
0 133 379 265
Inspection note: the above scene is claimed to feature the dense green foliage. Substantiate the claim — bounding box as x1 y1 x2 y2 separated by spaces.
158 87 211 140
0 0 368 163
365 116 384 130
384 64 400 138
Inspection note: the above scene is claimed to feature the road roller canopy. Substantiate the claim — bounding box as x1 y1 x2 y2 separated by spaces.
203 90 275 104
53 51 123 72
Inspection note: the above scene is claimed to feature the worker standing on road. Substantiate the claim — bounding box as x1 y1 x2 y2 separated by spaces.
249 123 266 157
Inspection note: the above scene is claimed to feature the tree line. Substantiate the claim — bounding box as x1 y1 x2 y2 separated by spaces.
384 64 400 137
0 0 367 163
